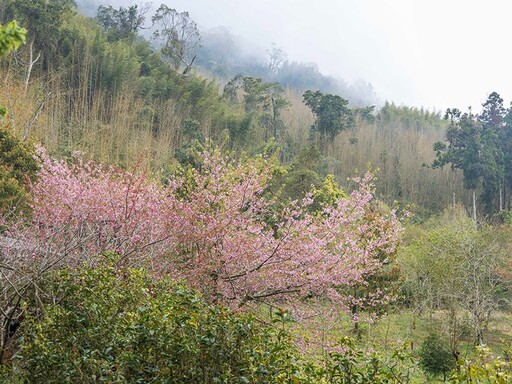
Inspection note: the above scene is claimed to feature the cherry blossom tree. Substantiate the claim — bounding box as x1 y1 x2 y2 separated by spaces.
167 155 402 309
0 148 402 350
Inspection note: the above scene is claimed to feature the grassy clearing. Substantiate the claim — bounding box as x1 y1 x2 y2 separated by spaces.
278 306 512 383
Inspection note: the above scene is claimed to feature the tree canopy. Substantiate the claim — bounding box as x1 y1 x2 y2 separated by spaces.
433 92 512 216
303 90 355 150
0 20 26 58
96 4 149 41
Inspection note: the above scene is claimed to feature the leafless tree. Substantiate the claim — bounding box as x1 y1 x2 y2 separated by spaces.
152 5 201 74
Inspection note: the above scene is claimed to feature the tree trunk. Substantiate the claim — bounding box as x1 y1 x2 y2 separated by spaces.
499 184 503 212
472 189 477 222
24 40 41 95
451 169 456 207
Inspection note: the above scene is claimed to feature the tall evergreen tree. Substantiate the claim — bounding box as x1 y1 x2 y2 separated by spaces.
433 109 483 220
478 92 506 213
502 104 512 209
303 90 354 151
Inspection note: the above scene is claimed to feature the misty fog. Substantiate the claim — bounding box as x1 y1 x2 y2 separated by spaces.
77 0 512 112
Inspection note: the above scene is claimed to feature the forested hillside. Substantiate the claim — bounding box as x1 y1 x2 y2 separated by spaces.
1 0 464 215
1 1 512 383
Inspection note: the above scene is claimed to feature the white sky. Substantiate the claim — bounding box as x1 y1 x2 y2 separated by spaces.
126 0 512 111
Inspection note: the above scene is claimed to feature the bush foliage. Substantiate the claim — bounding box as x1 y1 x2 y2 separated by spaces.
3 256 510 383
15 254 301 383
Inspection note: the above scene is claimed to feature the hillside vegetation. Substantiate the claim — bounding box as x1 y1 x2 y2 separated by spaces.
1 2 512 383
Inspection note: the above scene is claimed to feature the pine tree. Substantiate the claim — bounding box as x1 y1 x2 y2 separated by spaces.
479 92 505 213
433 109 483 220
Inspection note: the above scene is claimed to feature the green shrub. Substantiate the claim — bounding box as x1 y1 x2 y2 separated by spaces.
0 125 38 214
418 332 456 381
301 337 416 384
450 345 512 384
14 254 301 383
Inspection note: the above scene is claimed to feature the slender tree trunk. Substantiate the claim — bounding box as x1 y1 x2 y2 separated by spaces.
499 184 503 212
472 189 477 222
451 169 456 207
505 185 509 211
24 40 41 96
272 97 277 139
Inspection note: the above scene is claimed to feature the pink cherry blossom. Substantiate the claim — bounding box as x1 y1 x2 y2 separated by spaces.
2 148 403 312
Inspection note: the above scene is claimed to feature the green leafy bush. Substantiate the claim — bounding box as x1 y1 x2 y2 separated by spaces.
301 337 416 384
450 345 512 384
0 20 26 59
418 332 456 380
15 254 301 383
0 125 38 214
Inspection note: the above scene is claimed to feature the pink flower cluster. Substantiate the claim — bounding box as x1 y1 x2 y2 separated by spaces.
4 148 403 309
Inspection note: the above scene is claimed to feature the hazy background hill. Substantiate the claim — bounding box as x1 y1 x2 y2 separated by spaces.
76 0 381 107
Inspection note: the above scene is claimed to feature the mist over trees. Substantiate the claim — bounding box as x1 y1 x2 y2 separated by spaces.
75 0 380 107
196 26 380 107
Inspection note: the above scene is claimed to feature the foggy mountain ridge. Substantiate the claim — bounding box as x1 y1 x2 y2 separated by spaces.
75 0 381 107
